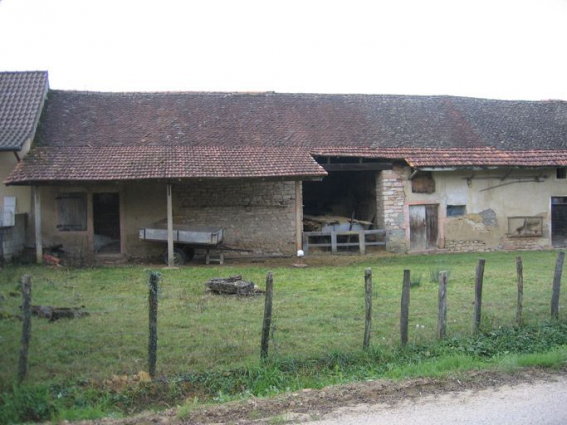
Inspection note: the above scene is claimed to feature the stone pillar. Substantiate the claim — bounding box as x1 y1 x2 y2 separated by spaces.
376 166 408 253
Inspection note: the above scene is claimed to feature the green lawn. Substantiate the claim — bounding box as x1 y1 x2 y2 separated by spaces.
0 250 564 389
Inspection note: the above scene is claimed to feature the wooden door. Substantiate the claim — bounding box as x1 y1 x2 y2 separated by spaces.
410 205 438 251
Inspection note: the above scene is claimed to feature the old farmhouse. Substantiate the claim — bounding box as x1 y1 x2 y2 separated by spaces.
3 71 567 264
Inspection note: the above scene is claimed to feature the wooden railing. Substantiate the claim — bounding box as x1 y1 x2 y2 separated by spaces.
303 229 386 255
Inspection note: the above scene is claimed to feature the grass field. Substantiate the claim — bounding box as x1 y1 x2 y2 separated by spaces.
0 250 565 389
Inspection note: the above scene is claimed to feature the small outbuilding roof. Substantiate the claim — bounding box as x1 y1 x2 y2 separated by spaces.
0 71 49 151
6 146 327 185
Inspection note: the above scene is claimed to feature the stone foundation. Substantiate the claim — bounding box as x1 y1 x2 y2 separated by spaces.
500 236 550 251
445 239 489 252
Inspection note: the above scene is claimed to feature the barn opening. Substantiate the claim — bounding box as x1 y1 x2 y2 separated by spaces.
552 197 567 247
302 156 389 252
93 193 121 254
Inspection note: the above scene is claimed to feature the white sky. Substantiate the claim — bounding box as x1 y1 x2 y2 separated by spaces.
0 0 566 100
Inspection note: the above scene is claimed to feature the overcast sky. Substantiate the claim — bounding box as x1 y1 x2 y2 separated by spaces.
0 0 566 100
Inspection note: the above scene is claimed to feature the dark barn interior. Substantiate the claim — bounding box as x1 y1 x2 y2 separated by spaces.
303 170 377 225
93 193 121 254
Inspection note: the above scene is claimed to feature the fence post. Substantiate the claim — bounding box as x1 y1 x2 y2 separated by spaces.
516 256 524 327
551 251 565 320
363 268 372 349
260 271 274 359
400 269 410 346
18 275 32 384
437 271 448 340
473 259 485 334
148 271 159 378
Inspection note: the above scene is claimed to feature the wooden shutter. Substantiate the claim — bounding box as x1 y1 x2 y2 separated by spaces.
57 193 87 231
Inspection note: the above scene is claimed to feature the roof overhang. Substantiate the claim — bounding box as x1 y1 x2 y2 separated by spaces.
5 146 328 186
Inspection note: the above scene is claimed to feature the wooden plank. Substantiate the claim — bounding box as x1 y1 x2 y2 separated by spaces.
166 184 174 267
363 268 372 349
473 259 486 334
33 187 42 264
425 205 439 248
303 229 386 237
410 205 426 251
295 181 303 252
400 269 410 345
322 163 393 172
551 251 565 319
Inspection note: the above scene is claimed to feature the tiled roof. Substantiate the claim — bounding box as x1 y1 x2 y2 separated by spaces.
34 91 567 151
311 147 567 167
7 89 567 183
401 148 567 167
0 71 48 150
5 146 327 184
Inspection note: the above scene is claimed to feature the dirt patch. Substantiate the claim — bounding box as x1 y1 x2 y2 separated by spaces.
80 367 566 425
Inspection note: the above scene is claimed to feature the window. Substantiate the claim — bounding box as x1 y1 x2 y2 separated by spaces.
557 168 567 179
447 205 466 217
57 193 87 231
508 216 543 237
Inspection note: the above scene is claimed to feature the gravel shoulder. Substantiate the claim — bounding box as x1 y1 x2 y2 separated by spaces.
79 367 567 425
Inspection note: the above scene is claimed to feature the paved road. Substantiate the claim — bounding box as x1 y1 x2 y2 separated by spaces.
306 375 567 425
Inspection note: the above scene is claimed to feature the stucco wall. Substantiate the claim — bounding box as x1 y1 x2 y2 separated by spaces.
400 167 567 252
0 152 31 215
35 179 297 263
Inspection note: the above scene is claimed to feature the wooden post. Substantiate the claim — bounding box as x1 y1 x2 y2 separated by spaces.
363 268 372 349
33 186 42 264
516 256 524 327
148 272 159 378
166 184 174 267
295 181 302 252
551 251 565 320
331 231 338 254
358 231 366 255
473 258 486 334
260 272 274 359
437 271 448 340
400 269 410 346
18 275 32 383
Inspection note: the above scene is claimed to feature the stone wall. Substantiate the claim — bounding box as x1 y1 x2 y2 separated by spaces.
377 166 408 253
445 239 489 252
500 236 549 251
173 180 297 256
35 179 299 264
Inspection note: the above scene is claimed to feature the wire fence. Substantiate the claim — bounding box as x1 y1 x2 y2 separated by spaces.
1 251 565 386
